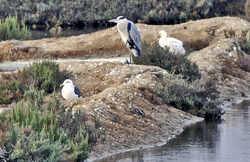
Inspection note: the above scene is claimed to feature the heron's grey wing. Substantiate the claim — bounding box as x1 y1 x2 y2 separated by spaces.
74 86 82 97
126 21 141 57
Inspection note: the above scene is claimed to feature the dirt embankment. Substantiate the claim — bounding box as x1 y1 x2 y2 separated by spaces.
0 16 249 62
57 61 204 160
0 16 250 160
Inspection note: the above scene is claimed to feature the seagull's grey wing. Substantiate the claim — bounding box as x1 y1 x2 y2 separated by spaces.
74 86 82 97
126 21 141 57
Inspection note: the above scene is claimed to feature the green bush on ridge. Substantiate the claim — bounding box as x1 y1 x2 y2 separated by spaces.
0 60 72 104
155 74 223 119
133 42 201 82
134 42 223 120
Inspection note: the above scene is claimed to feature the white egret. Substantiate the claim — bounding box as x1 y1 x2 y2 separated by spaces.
153 30 185 55
109 16 141 63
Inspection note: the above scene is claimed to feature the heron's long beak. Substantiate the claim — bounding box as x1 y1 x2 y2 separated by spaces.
108 19 117 23
150 36 160 46
60 83 64 87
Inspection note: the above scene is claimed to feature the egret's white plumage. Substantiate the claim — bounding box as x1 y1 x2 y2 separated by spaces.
158 30 185 55
60 79 81 102
109 16 141 62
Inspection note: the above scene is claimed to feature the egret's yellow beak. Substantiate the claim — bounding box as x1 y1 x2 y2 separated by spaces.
60 83 64 87
150 36 160 46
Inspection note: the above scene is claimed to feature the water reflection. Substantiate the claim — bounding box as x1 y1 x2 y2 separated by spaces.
31 27 100 40
98 100 250 162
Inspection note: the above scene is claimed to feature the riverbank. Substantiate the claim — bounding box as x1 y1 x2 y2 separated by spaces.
100 100 250 162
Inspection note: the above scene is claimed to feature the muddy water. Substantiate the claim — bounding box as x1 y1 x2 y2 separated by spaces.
96 100 250 162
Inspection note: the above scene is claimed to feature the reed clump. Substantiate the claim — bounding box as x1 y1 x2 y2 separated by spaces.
0 15 31 41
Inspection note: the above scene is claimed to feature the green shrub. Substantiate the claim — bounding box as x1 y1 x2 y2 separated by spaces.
0 60 72 104
134 42 222 120
23 84 45 106
0 96 11 104
223 29 236 38
5 125 67 161
0 80 24 104
133 42 201 82
1 88 103 161
49 21 62 38
154 74 223 120
0 15 31 41
0 0 246 28
23 60 72 93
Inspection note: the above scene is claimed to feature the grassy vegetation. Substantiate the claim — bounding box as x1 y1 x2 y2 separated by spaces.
240 29 250 55
155 74 223 120
237 30 250 72
0 15 31 41
0 60 72 104
223 29 250 73
0 0 246 28
237 54 250 72
134 43 223 120
0 60 104 161
0 90 103 161
49 21 63 38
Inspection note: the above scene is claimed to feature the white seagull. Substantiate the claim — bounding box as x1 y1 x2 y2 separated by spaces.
60 79 82 105
155 30 185 55
109 16 141 63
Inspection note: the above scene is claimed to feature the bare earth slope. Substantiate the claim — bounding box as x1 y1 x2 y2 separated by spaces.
0 16 249 61
58 61 203 160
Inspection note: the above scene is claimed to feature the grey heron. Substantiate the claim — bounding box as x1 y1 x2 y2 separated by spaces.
152 30 185 55
109 16 141 63
60 79 82 105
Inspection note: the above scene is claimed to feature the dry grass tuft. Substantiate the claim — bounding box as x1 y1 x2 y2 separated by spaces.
237 54 250 72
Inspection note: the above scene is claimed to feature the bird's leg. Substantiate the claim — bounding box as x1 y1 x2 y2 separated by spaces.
66 102 76 112
130 53 132 64
65 101 71 112
125 51 132 64
69 103 74 111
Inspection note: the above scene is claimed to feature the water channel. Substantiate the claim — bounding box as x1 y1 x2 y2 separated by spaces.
96 100 250 162
30 27 99 40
